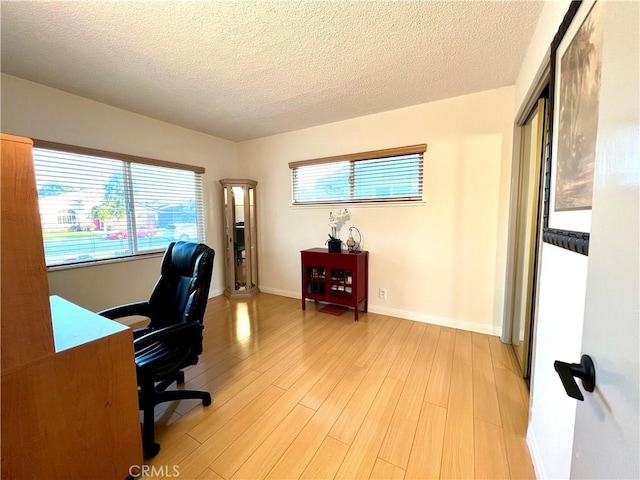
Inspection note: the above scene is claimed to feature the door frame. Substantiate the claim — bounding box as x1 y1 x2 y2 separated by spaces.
501 79 550 381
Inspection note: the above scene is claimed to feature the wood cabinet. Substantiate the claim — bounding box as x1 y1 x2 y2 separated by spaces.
1 134 55 371
1 134 141 479
220 179 259 298
301 248 369 321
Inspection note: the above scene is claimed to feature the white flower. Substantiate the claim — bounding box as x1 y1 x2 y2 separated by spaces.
328 209 350 237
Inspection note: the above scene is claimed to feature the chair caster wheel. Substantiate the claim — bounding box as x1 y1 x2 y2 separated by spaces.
143 442 160 459
176 371 185 384
202 394 212 406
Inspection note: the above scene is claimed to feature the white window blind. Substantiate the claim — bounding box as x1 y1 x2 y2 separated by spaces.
32 141 205 267
289 144 427 205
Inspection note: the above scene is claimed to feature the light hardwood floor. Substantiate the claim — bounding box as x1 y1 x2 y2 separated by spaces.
143 293 535 479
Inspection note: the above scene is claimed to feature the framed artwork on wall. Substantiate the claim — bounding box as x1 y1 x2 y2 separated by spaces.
543 0 604 255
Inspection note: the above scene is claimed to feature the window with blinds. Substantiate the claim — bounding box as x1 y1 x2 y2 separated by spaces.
32 141 205 267
289 144 427 205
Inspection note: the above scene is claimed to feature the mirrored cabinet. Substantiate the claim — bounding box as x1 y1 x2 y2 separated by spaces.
220 179 259 298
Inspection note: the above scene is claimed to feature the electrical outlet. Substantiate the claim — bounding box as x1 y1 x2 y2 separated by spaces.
379 288 387 300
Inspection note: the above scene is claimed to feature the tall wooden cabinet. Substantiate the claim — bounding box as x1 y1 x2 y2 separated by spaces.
301 248 369 321
220 178 259 298
1 134 142 479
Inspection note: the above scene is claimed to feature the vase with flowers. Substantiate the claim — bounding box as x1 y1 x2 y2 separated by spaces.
327 208 350 252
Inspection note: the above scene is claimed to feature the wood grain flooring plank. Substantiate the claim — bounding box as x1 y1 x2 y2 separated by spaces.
195 468 225 479
273 321 354 390
405 402 447 480
300 436 350 480
299 328 372 410
378 323 439 468
145 434 200 479
354 315 402 369
153 368 263 445
230 404 315 479
358 313 390 335
370 458 406 480
209 353 342 478
504 431 536 479
335 377 404 479
387 321 426 382
489 336 519 374
266 366 368 480
471 333 502 426
454 329 473 364
424 327 454 407
329 342 402 445
494 367 528 436
187 365 289 444
175 364 263 417
474 418 510 480
440 357 475 479
180 349 245 391
248 316 330 373
174 384 285 479
387 318 415 346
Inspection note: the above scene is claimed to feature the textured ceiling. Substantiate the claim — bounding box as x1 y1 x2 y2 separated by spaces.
1 1 542 142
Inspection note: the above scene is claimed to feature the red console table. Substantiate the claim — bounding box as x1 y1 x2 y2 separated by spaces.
301 248 369 321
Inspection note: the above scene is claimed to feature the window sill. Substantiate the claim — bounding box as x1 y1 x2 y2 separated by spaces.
289 200 426 209
46 251 165 272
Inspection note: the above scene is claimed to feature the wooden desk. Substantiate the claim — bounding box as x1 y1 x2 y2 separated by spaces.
50 295 130 351
1 134 141 480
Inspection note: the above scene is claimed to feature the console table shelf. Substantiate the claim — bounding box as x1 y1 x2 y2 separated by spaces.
301 248 369 321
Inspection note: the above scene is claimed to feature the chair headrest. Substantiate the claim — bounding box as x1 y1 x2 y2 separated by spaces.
163 241 210 277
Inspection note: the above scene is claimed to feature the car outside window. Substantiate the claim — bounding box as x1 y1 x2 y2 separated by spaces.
33 141 205 267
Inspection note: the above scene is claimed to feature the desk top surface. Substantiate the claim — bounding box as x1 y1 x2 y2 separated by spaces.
50 295 130 352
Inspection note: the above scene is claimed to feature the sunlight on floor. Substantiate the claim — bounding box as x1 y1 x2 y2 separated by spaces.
233 302 252 342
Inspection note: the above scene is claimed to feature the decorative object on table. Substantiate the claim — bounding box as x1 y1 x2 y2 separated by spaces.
346 226 362 253
326 208 350 252
327 237 342 253
543 0 603 255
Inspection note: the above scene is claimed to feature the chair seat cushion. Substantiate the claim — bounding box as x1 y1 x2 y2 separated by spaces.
136 341 199 381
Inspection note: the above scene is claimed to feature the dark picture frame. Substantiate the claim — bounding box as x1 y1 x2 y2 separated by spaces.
543 0 604 255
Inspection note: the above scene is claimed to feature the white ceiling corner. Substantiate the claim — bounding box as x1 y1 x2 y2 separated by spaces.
0 1 543 142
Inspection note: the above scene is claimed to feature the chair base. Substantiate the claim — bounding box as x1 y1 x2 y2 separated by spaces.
140 371 212 459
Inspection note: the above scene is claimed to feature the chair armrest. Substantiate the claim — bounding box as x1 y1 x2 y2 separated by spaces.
97 301 151 320
133 322 201 350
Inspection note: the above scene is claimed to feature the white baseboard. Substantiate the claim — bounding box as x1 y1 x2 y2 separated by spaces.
527 427 544 479
368 304 501 336
208 287 225 298
259 286 300 299
258 286 501 336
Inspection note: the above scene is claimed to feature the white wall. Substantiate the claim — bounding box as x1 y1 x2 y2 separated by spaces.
511 2 586 479
1 74 238 315
1 75 516 336
238 86 515 335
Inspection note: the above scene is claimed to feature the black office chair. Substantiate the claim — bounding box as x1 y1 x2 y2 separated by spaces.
99 241 215 459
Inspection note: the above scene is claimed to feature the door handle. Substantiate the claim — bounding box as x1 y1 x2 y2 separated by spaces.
554 355 596 401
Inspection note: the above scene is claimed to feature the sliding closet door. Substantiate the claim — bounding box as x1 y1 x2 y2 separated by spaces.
510 98 547 379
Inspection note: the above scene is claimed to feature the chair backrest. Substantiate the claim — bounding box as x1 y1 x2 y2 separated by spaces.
147 242 215 330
